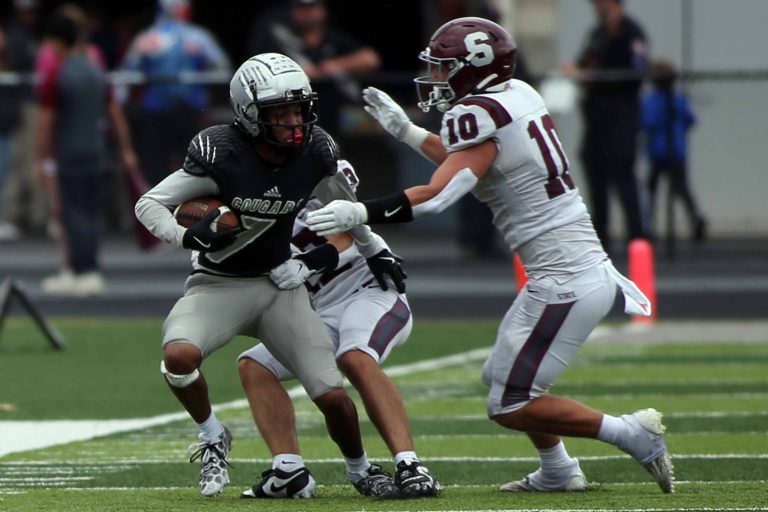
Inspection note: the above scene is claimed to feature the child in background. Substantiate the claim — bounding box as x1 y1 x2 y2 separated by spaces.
641 60 707 243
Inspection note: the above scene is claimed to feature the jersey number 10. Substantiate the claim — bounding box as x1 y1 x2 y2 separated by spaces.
527 114 575 199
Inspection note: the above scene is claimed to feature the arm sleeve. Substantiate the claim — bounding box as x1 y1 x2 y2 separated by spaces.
134 170 219 247
412 167 479 218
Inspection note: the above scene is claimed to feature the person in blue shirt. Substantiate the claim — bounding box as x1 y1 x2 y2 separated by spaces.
122 0 230 186
641 60 706 243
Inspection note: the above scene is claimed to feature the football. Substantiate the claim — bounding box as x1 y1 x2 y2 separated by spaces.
174 197 241 233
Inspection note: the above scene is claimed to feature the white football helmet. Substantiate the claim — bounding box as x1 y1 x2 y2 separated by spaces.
229 53 318 146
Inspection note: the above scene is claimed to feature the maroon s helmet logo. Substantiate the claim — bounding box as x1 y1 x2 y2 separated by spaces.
415 17 517 112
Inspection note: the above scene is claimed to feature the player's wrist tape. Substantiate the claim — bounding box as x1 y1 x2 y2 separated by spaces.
402 124 429 149
296 243 339 271
362 191 414 224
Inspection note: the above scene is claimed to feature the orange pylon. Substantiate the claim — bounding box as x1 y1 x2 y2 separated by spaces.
628 239 657 323
513 253 528 292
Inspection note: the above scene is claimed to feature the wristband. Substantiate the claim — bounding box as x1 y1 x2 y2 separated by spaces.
296 243 339 271
402 124 429 150
362 191 414 224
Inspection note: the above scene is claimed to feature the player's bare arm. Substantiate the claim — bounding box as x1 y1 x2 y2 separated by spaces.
405 139 496 206
327 232 354 252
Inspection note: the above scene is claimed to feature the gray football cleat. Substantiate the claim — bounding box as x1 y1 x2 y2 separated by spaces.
188 427 232 497
352 464 398 498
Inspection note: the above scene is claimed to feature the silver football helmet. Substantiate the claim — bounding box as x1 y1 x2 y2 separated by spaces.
229 53 318 146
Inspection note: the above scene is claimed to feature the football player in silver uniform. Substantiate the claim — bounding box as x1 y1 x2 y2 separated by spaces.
306 18 674 494
136 53 405 498
237 161 440 499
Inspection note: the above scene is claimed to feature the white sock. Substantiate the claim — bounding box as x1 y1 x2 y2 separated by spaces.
345 452 370 482
273 453 304 472
394 450 418 466
597 413 628 446
537 441 573 474
196 411 224 443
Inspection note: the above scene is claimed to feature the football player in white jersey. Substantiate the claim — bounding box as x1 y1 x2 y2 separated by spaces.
305 17 674 494
236 160 441 499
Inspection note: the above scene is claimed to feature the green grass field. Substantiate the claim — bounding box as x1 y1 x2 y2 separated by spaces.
1 317 767 511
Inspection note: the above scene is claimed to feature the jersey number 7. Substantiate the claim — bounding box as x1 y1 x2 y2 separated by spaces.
528 114 575 200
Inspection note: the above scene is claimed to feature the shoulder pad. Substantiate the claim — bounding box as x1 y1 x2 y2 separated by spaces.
183 125 239 176
454 95 513 129
441 95 512 152
307 126 341 175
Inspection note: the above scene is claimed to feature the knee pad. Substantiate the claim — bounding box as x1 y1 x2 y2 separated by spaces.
160 360 200 388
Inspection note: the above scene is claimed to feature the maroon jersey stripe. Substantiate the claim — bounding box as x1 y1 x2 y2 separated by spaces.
457 96 513 129
368 297 411 357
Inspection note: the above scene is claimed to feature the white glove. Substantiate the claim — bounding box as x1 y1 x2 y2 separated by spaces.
362 87 412 140
269 258 313 290
306 200 368 236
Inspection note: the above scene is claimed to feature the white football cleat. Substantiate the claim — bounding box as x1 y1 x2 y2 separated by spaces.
500 459 587 492
621 408 675 493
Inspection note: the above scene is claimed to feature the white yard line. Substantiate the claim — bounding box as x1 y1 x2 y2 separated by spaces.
1 320 763 458
0 340 504 457
3 453 767 467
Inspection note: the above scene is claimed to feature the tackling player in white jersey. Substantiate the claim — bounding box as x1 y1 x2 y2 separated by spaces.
237 160 440 499
306 17 674 494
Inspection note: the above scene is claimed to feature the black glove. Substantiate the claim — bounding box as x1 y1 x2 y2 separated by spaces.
182 209 238 252
366 249 407 293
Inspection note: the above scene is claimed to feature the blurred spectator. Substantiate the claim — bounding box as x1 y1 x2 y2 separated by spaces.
35 4 107 290
566 0 649 252
245 0 380 135
36 13 139 296
0 0 39 241
641 60 706 246
122 0 230 186
0 0 38 239
84 4 122 70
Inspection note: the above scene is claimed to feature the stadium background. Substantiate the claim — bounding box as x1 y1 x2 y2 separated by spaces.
0 0 763 320
0 2 766 510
